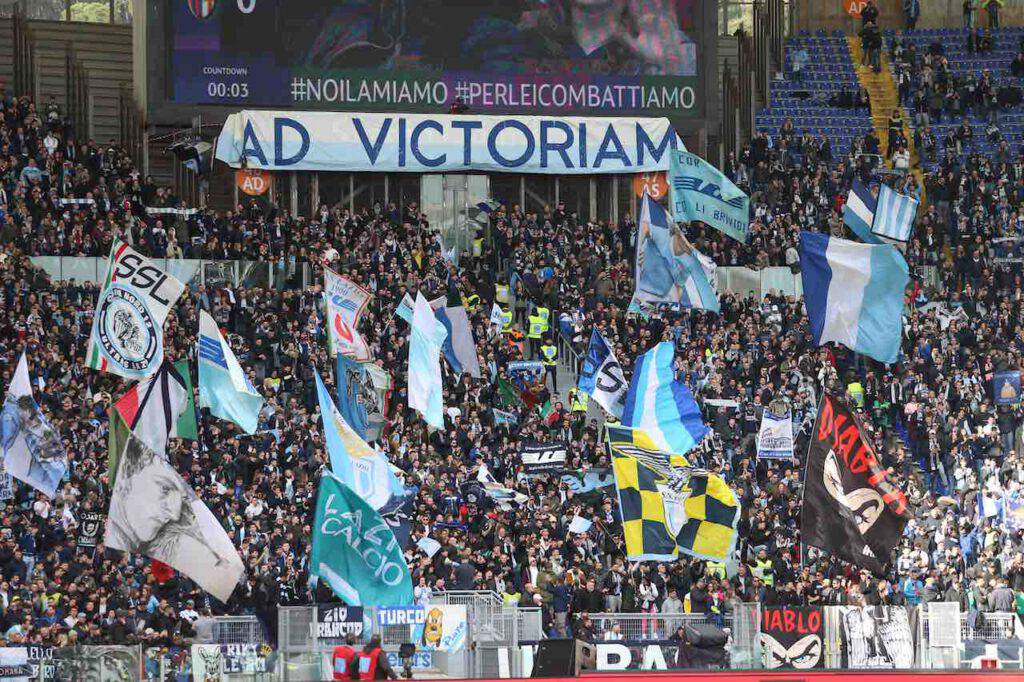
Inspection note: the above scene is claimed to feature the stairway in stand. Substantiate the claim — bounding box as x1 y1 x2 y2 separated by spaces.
846 36 925 196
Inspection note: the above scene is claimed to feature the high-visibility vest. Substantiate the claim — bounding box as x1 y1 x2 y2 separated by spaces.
536 307 550 332
464 293 480 311
754 558 775 586
501 310 514 332
706 561 727 579
496 285 510 304
570 391 588 412
332 646 357 680
527 315 544 339
541 344 558 366
355 648 381 680
472 238 483 257
847 381 865 408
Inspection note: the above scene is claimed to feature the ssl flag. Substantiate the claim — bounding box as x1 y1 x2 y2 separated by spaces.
315 369 400 511
669 150 750 243
324 268 372 361
408 293 448 429
198 311 264 434
632 194 719 313
1 353 67 497
622 342 708 456
577 329 627 418
799 232 909 364
87 238 186 378
311 472 413 606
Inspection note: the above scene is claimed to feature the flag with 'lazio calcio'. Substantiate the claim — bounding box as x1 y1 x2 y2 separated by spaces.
669 150 750 243
311 472 413 606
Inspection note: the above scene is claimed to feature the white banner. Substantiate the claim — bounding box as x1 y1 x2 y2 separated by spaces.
215 111 682 174
324 268 372 361
757 409 794 460
86 239 186 378
105 433 245 603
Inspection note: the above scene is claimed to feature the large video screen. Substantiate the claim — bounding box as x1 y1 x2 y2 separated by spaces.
169 0 702 117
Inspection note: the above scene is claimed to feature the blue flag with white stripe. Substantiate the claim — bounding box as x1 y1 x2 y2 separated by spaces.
197 310 264 434
799 232 909 364
872 184 918 243
842 180 883 244
622 341 708 456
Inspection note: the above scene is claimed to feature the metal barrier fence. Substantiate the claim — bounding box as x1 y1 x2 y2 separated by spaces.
212 615 269 646
29 255 312 290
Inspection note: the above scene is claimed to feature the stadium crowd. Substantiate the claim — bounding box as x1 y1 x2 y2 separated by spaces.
1 60 1024 657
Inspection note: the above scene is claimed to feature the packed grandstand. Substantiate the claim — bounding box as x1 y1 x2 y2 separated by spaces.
1 2 1024 680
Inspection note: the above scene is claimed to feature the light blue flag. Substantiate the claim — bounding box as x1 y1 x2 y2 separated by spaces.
1 352 67 497
621 341 709 456
310 472 413 606
408 293 447 430
315 369 400 511
669 150 750 243
872 183 918 243
799 232 908 364
336 354 370 441
197 311 264 434
632 194 719 313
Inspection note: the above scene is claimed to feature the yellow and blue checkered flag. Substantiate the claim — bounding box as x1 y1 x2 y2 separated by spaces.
609 425 739 562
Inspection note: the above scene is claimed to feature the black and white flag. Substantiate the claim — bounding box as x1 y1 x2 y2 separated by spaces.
78 511 104 547
801 393 910 575
519 441 567 475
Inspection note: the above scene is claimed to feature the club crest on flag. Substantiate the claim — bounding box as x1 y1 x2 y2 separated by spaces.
96 285 160 374
187 0 216 20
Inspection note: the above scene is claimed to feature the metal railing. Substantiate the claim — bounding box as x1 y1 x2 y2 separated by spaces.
66 41 91 140
211 615 268 646
576 612 726 642
11 3 37 100
119 84 147 175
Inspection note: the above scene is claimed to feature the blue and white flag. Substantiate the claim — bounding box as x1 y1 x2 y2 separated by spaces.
842 179 883 245
621 342 708 456
198 310 264 434
489 303 505 328
632 194 719 313
1 353 67 497
315 369 401 511
799 232 909 365
435 304 482 378
408 293 448 430
577 329 628 418
872 183 918 243
669 150 750 243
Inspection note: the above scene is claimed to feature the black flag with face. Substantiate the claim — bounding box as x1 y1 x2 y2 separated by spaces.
801 393 910 575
